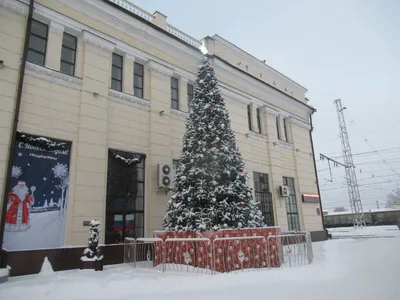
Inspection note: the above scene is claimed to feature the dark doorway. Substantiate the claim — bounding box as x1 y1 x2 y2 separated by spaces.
253 172 274 226
105 150 145 244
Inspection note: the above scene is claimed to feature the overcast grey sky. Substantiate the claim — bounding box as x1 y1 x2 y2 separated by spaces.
132 0 400 211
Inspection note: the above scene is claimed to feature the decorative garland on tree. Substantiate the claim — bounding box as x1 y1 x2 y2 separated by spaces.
17 131 67 151
110 150 143 167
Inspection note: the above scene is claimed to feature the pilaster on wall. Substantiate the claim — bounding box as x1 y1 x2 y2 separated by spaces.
75 33 84 78
264 108 288 229
145 60 174 235
123 54 134 95
70 31 114 245
45 21 64 71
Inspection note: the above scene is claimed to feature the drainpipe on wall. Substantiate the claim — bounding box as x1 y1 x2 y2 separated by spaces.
309 111 328 240
0 0 35 268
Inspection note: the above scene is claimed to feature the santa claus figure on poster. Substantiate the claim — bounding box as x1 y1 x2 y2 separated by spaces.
5 180 35 232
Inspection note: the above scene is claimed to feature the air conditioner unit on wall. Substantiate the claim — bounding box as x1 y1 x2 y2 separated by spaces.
158 164 173 188
279 185 289 197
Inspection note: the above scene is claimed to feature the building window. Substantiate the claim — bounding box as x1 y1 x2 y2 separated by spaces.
60 33 77 76
283 177 300 231
111 53 123 91
256 108 262 134
283 118 289 142
247 104 252 131
187 83 194 105
27 20 48 66
254 172 274 226
276 116 281 139
171 77 179 110
134 62 144 98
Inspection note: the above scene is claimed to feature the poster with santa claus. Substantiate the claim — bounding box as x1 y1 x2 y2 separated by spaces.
3 133 72 251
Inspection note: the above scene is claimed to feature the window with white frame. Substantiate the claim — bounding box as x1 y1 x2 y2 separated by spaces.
111 53 123 91
27 20 48 66
134 62 144 98
60 33 77 76
171 77 179 110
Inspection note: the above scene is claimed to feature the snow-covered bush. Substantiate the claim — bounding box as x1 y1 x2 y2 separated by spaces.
81 220 103 261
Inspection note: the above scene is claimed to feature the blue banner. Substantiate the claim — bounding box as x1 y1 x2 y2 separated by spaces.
3 134 72 251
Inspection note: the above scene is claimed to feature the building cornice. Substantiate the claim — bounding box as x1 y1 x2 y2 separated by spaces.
209 35 308 94
108 89 151 110
49 21 64 35
287 116 312 130
219 84 251 105
82 30 115 52
0 0 28 16
146 60 174 77
33 1 200 86
264 106 280 117
213 57 314 117
25 62 83 90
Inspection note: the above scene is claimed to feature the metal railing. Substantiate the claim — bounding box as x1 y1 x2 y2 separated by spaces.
123 232 313 274
109 0 154 22
267 233 313 268
123 237 164 272
166 25 202 48
164 238 213 274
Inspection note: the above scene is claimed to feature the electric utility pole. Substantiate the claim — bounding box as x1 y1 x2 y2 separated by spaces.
334 99 365 227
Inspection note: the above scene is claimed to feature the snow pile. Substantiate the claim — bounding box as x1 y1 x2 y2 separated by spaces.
0 268 8 277
39 257 54 276
110 151 141 167
329 225 400 238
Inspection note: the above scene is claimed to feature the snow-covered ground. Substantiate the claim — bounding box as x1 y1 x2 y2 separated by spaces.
1 226 399 300
329 225 400 238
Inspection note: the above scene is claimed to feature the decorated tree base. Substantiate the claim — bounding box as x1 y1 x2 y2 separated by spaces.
154 227 282 272
79 259 103 271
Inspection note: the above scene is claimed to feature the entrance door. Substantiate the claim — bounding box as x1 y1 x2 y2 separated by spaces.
253 172 274 226
105 150 145 244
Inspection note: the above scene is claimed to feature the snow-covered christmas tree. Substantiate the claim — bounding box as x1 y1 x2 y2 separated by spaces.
81 220 103 261
163 56 265 232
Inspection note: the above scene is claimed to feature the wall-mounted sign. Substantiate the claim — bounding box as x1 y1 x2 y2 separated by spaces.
3 134 72 251
302 194 320 203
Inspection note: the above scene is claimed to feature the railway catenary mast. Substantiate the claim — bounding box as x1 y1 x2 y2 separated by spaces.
334 99 365 227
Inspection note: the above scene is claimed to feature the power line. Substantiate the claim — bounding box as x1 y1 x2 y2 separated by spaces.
316 146 400 162
320 180 400 192
321 174 400 187
348 118 400 177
